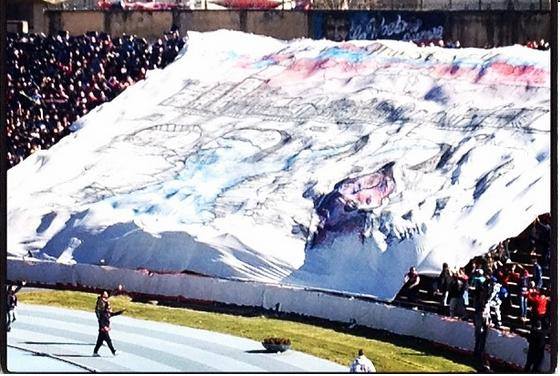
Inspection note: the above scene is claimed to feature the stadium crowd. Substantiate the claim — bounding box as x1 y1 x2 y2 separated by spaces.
525 39 550 50
400 213 552 371
6 30 186 168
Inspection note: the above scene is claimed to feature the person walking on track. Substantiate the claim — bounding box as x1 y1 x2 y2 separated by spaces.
93 290 125 356
6 281 26 332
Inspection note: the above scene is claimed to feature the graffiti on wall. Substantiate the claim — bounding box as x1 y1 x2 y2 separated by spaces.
312 12 446 42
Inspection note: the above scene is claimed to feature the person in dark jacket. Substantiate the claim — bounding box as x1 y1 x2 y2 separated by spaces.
524 321 547 372
403 266 421 303
448 273 467 319
93 290 125 356
473 304 491 366
531 255 543 289
6 281 26 332
435 263 453 310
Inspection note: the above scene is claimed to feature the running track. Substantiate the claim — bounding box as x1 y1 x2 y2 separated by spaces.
7 304 347 372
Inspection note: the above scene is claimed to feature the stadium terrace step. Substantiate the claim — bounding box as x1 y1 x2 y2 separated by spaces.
514 328 531 336
416 298 443 307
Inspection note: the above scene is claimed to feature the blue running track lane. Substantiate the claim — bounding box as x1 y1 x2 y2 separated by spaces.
7 304 348 372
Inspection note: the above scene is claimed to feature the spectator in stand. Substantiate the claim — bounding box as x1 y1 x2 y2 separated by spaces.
482 252 494 274
470 269 488 313
402 266 421 306
6 30 186 168
498 261 520 286
457 267 470 314
435 263 452 310
486 276 504 329
527 288 550 328
531 255 543 289
497 261 519 313
519 268 531 321
534 216 551 267
465 259 479 278
524 320 547 372
490 255 503 276
525 39 550 50
448 271 467 319
495 242 509 264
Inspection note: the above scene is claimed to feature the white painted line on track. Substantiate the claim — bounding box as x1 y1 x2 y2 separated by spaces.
8 304 348 372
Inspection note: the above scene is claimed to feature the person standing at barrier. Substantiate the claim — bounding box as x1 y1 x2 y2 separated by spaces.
470 269 487 313
486 277 504 329
349 349 376 373
93 290 125 356
531 254 543 289
435 263 452 312
473 304 491 367
6 280 26 332
448 271 467 319
528 287 551 329
519 269 531 321
524 321 547 372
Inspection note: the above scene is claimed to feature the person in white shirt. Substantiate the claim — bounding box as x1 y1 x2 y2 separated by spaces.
349 349 376 373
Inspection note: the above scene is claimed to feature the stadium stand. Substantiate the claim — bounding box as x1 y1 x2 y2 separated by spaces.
394 213 552 338
6 29 185 168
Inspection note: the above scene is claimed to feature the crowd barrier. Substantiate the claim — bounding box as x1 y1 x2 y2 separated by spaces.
7 258 551 370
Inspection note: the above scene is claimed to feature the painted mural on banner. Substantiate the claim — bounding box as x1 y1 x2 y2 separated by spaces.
312 11 446 42
8 31 550 300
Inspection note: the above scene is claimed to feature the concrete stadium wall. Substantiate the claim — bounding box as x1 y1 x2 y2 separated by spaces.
7 20 29 33
446 11 551 47
107 11 174 39
7 0 47 33
43 9 550 47
246 11 308 40
8 258 552 370
177 10 242 33
56 11 104 35
309 10 550 46
311 0 550 10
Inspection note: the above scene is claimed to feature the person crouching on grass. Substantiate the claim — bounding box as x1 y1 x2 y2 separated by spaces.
93 290 125 356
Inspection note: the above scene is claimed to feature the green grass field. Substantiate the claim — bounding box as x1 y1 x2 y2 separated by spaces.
19 290 477 372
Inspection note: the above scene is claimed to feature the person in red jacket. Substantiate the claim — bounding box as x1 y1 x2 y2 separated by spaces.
527 288 550 328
